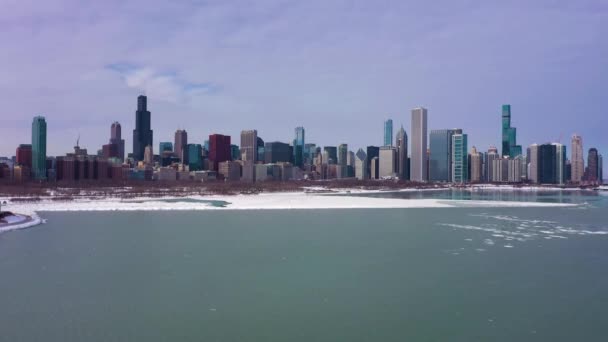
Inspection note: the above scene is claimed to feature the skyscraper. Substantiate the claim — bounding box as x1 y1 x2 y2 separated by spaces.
501 105 522 157
209 134 231 171
187 144 203 171
265 142 291 163
110 121 125 161
16 144 32 168
174 129 188 163
470 147 482 182
379 146 396 178
294 127 305 167
324 146 338 164
240 130 258 162
553 143 567 185
366 146 380 179
539 144 557 184
528 144 540 184
429 129 461 182
395 126 408 180
132 95 153 161
598 154 603 184
451 133 468 183
338 144 348 166
159 142 173 153
355 149 368 180
144 145 154 165
411 107 428 182
384 119 393 146
571 134 584 183
586 148 599 182
31 116 47 180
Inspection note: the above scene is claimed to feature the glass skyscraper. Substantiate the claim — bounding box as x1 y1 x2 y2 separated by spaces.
451 133 468 183
133 95 153 161
429 129 461 182
293 127 305 167
384 119 393 146
502 105 522 157
31 116 47 180
187 144 203 171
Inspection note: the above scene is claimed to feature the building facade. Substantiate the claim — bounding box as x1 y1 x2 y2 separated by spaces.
174 129 188 163
501 104 522 158
32 116 47 180
571 134 584 183
384 119 393 146
240 129 258 163
379 146 396 178
451 133 468 183
395 126 408 180
411 107 428 182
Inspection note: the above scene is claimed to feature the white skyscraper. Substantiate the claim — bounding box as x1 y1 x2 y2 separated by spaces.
354 149 368 180
379 146 396 178
410 107 428 181
571 134 584 183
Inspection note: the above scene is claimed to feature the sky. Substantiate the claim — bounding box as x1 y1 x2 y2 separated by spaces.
0 0 607 166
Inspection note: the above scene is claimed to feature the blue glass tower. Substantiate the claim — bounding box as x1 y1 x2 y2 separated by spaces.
384 119 393 146
31 116 47 180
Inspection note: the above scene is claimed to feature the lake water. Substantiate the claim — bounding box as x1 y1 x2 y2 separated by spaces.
1 190 607 341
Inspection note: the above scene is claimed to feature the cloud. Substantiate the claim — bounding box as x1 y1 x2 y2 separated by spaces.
106 63 218 104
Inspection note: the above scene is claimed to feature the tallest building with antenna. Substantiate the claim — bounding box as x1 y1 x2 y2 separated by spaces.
132 95 153 162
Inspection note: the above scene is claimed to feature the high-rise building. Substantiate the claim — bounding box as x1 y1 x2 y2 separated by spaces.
396 126 408 180
570 134 584 183
338 144 348 167
508 156 523 183
187 144 203 171
304 143 316 165
16 144 32 168
501 105 522 158
492 158 509 182
528 144 540 183
366 146 380 179
371 157 379 180
230 144 240 161
110 122 125 161
132 95 153 161
257 137 265 162
355 149 368 180
323 146 338 164
174 129 188 163
538 144 557 184
411 107 428 182
585 148 599 182
379 146 396 178
159 142 173 153
240 130 258 162
429 129 461 182
485 146 499 182
451 133 468 183
294 127 305 167
598 154 603 184
384 119 393 146
31 116 47 180
209 134 231 171
553 143 567 185
265 142 291 164
144 145 154 165
470 147 482 182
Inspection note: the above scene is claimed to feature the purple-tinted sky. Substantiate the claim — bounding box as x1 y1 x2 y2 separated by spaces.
1 0 606 164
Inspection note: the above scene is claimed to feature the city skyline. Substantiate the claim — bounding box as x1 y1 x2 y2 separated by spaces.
0 1 606 159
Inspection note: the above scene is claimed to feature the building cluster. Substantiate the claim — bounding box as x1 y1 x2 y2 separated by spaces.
0 96 603 186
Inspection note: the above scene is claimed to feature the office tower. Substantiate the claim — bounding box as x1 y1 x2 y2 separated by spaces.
132 95 153 161
304 143 316 165
379 146 396 178
492 158 509 182
429 129 462 182
187 144 203 171
293 127 305 167
240 130 258 162
570 135 584 183
16 144 32 168
411 107 428 181
174 129 188 163
144 145 154 165
257 137 265 162
265 142 291 163
355 149 368 180
586 148 599 182
451 133 468 183
209 134 231 171
371 157 379 180
230 145 240 161
159 142 173 153
347 150 356 177
538 144 557 184
599 154 603 183
501 104 522 157
553 143 566 185
110 122 125 161
528 144 540 183
338 144 348 166
485 146 499 182
396 126 408 180
384 119 393 146
31 116 47 180
366 146 380 179
470 147 482 182
323 146 338 164
508 157 523 183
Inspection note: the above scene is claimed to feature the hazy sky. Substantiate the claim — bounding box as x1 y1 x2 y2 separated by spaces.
1 0 606 162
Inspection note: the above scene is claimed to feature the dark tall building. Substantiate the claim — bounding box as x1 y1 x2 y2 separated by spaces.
110 121 125 161
396 127 408 180
538 144 557 184
132 95 153 161
501 105 522 158
324 146 338 164
32 116 47 180
209 134 231 171
366 146 380 179
265 142 291 163
585 148 599 182
257 137 265 162
16 144 32 168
